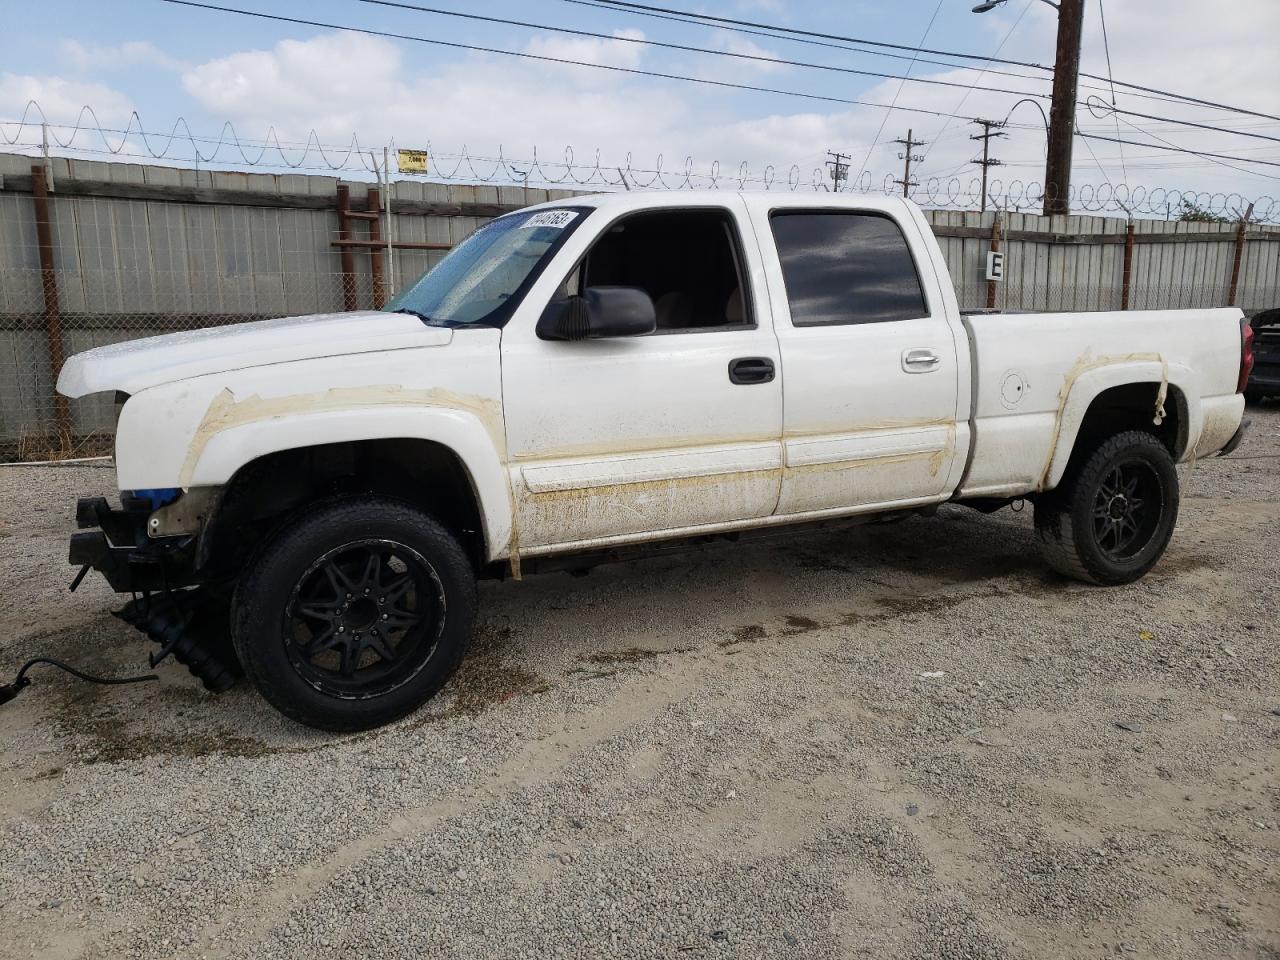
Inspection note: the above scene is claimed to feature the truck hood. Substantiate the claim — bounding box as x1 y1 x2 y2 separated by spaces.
57 310 454 398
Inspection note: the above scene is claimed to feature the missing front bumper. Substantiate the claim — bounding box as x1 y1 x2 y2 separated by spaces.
69 495 198 593
68 495 242 693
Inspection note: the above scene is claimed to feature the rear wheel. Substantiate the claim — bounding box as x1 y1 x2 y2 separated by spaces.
1034 430 1179 585
232 498 476 731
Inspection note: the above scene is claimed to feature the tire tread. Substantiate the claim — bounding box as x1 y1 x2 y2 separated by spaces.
231 497 476 731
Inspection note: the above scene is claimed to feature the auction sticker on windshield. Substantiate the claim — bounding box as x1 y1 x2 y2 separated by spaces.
522 210 578 229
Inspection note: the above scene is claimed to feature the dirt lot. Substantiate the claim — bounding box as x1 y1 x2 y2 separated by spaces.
1 407 1277 960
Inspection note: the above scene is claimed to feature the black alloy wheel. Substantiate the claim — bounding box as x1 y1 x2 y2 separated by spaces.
1089 460 1163 562
1034 430 1179 585
233 498 477 731
285 539 446 699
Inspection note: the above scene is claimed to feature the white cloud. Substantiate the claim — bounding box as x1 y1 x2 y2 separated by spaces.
708 30 786 74
61 39 185 73
107 1 1280 202
524 29 646 71
0 73 134 128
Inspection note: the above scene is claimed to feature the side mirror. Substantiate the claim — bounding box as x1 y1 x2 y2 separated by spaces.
537 286 657 341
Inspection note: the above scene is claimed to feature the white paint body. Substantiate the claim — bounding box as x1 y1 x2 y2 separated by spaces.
57 192 1246 567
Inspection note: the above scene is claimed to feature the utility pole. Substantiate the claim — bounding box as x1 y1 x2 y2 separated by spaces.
970 119 1007 212
892 129 925 197
825 149 850 192
1043 0 1085 216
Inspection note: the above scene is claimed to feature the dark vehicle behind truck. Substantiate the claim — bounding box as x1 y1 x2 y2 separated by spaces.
1247 309 1280 403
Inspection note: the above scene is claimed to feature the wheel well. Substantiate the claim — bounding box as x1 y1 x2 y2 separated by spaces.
1063 382 1186 478
198 439 485 580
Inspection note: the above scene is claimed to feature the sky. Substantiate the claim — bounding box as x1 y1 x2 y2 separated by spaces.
3 0 1279 212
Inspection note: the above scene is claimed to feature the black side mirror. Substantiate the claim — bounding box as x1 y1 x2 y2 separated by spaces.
537 286 657 341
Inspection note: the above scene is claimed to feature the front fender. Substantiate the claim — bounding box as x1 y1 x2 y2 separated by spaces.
117 383 514 563
1042 359 1202 490
192 406 513 561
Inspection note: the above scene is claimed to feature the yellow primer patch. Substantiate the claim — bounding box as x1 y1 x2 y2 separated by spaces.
179 385 506 487
1038 349 1164 490
523 468 777 503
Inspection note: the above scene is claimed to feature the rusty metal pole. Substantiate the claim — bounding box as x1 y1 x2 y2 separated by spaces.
31 164 72 453
985 214 1002 310
336 184 357 312
1227 202 1254 307
367 187 385 309
1120 222 1135 310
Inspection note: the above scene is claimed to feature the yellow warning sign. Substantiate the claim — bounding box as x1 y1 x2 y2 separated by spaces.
397 149 429 173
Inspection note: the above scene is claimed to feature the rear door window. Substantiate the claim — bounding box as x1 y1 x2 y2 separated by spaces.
770 211 928 326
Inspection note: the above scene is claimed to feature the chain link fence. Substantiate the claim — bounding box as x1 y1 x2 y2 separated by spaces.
2 155 1278 460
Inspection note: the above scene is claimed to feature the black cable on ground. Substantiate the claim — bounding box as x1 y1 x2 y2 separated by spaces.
0 657 158 706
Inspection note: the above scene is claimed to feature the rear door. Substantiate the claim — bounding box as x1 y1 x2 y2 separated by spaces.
748 199 966 517
501 197 783 553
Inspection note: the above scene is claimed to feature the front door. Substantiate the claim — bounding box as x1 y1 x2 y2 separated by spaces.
501 198 783 554
749 201 966 517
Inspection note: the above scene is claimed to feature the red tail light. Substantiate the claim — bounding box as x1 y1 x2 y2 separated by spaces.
1237 318 1254 393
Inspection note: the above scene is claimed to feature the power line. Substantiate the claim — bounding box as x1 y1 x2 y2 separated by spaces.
353 0 1280 150
152 0 1280 175
1077 133 1280 173
854 0 945 182
560 0 1046 82
892 129 927 197
577 0 1280 123
350 0 1054 101
970 119 1008 211
154 0 988 124
919 0 1033 167
562 0 1232 114
1096 0 1126 185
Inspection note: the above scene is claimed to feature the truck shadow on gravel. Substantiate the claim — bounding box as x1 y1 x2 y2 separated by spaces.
27 507 1216 766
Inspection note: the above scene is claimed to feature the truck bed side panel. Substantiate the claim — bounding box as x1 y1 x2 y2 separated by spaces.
959 307 1243 498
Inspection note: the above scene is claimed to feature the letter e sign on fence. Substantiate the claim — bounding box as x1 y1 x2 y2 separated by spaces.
985 251 1005 282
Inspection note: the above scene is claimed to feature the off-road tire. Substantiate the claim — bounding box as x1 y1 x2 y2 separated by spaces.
1034 430 1179 586
232 498 476 731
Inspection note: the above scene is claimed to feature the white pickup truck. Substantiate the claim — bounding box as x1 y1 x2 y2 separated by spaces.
59 192 1253 730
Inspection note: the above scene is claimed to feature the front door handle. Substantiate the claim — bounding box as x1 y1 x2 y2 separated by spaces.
902 348 941 373
728 356 776 385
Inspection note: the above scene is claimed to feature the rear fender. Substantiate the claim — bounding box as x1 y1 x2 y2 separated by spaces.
1042 359 1201 490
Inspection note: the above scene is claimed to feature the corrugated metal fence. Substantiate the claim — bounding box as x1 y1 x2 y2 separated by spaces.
2 152 1277 458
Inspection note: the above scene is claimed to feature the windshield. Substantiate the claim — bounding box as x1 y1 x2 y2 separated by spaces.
386 208 586 327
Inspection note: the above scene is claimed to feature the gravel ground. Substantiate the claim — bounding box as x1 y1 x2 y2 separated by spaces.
1 405 1277 960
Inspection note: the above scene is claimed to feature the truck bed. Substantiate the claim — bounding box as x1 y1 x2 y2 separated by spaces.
958 307 1246 498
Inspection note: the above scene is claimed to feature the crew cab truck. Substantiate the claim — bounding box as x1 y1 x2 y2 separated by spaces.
58 192 1253 730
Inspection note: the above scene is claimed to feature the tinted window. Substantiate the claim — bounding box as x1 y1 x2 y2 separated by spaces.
770 211 928 326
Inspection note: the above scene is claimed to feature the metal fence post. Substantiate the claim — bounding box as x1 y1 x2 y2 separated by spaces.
336 184 358 312
31 164 72 453
367 186 384 309
1227 202 1254 307
985 213 1002 310
1120 222 1135 310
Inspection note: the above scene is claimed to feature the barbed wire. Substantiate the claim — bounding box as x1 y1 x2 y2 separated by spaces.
3 101 1276 222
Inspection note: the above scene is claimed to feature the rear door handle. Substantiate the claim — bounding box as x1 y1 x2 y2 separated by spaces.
728 357 776 385
902 348 941 373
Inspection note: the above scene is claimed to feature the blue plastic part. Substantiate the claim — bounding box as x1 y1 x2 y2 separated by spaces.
131 488 182 509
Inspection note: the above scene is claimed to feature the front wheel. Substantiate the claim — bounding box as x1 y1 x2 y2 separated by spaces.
232 498 476 731
1034 430 1179 585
